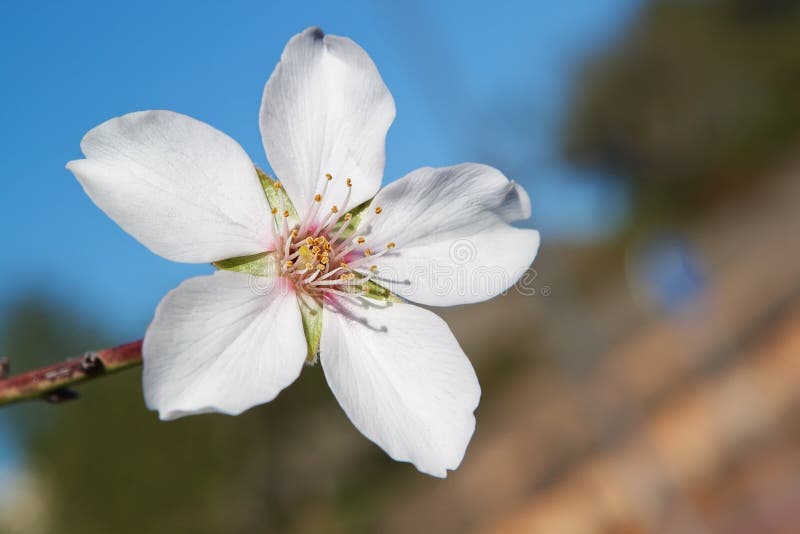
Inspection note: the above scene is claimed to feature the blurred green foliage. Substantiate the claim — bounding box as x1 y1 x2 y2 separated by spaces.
565 0 800 220
0 295 411 534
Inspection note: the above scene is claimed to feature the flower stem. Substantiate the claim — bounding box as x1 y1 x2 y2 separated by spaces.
0 340 142 407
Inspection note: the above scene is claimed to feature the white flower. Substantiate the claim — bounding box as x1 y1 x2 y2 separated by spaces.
66 27 540 477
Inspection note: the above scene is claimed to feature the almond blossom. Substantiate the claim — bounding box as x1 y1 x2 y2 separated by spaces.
66 27 540 477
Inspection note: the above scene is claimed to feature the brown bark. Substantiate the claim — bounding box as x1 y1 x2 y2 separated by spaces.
0 340 142 407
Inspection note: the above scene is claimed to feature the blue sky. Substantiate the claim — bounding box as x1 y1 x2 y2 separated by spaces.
0 0 642 342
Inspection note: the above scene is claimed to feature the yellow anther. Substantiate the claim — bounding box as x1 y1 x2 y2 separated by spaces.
271 207 278 215
305 263 313 270
344 213 352 221
305 237 314 245
320 256 329 265
325 173 333 181
317 264 325 271
364 248 372 256
273 181 282 189
311 246 320 254
331 205 339 214
370 265 378 272
285 260 293 268
314 193 322 202
282 210 289 218
291 229 298 237
339 274 348 280
374 206 383 214
346 178 352 187
356 236 366 244
386 242 396 249
339 262 349 269
361 284 369 292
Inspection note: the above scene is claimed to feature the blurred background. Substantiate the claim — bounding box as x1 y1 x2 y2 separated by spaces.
1 0 800 532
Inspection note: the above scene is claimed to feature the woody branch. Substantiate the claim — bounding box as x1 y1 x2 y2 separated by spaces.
0 340 143 407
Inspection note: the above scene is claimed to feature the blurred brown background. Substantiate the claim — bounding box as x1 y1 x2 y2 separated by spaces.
2 0 800 532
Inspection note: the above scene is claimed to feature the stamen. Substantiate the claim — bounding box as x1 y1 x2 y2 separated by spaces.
277 183 289 238
346 246 394 269
314 175 354 237
315 205 339 233
313 278 364 287
340 203 384 248
321 288 366 298
332 240 361 262
332 197 380 249
328 212 352 244
333 181 353 226
303 263 326 283
301 172 334 235
316 265 347 282
284 225 297 258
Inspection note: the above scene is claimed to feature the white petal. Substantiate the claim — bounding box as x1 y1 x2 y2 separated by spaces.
259 27 395 223
320 297 480 477
67 110 274 263
361 163 540 306
142 270 306 420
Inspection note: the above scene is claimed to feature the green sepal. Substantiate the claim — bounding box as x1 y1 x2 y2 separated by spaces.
298 297 323 364
358 279 402 303
213 251 280 277
256 167 300 227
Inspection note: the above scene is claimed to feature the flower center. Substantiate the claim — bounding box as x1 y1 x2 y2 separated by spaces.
269 174 396 301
